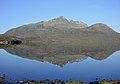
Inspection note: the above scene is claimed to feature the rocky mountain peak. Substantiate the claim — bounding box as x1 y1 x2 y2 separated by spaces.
49 16 68 23
56 16 66 20
40 16 88 29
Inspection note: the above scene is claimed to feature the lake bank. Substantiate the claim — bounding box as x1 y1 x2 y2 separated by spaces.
0 79 120 84
1 74 120 84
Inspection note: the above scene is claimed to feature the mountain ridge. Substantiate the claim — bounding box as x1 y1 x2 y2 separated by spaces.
5 16 88 36
5 16 119 38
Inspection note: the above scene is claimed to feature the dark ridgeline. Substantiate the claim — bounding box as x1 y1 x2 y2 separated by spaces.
0 16 120 67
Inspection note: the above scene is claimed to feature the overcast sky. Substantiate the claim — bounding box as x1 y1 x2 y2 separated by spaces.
0 0 120 34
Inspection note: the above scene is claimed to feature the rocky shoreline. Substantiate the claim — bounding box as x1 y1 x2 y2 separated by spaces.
0 72 120 84
0 79 120 84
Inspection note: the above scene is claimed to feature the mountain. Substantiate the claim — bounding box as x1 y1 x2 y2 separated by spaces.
5 16 88 37
4 16 120 45
5 16 119 37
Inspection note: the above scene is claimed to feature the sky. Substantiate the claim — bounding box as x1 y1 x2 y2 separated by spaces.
0 0 120 34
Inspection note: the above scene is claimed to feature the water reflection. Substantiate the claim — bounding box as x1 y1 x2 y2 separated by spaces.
1 41 120 67
0 42 120 82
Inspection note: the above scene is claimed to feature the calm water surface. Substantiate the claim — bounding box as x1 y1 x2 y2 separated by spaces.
0 48 120 82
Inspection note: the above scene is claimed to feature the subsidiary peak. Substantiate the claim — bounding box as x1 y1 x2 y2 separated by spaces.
87 23 117 34
91 23 109 28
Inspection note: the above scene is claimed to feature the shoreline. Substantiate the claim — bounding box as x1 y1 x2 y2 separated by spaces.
0 79 120 84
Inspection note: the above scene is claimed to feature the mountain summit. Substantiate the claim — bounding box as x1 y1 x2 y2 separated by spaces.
39 16 88 29
86 23 117 34
51 16 68 22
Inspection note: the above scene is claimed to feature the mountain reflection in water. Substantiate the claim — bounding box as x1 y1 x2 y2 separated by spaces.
1 41 120 67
